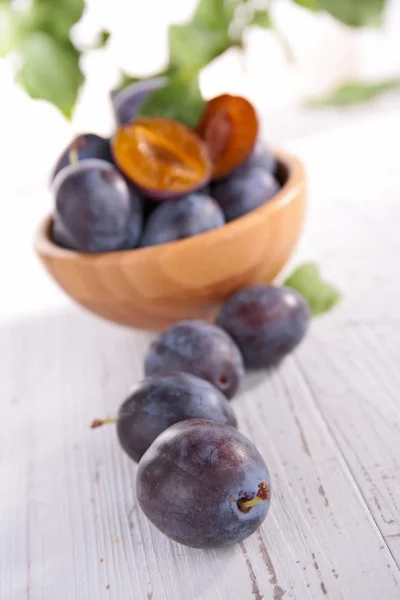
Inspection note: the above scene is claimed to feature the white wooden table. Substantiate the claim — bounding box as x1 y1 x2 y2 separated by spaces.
1 111 400 600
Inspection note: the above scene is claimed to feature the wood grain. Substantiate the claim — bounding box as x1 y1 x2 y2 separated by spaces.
1 311 399 600
297 323 400 564
34 151 306 331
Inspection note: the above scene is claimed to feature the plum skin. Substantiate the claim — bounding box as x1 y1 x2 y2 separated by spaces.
51 133 113 182
53 158 143 253
117 373 237 463
212 166 280 222
52 217 76 250
140 193 224 247
237 139 277 175
112 77 167 125
144 320 244 399
119 186 144 250
217 285 311 369
137 420 271 549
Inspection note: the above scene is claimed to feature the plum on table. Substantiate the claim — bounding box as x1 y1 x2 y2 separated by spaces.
113 372 237 462
217 285 311 368
137 419 271 549
145 320 244 399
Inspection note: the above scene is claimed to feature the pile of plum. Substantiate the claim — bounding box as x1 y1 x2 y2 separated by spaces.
50 81 281 253
93 286 310 549
50 80 311 549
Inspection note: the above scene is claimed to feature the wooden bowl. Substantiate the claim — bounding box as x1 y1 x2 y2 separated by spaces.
35 150 306 331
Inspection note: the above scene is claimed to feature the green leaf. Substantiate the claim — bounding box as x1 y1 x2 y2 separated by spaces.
16 32 83 118
284 263 341 316
306 78 400 107
292 0 321 11
21 0 85 40
94 29 111 49
320 0 385 27
250 10 272 28
293 0 385 26
193 0 238 30
0 4 19 57
169 22 231 70
137 71 205 128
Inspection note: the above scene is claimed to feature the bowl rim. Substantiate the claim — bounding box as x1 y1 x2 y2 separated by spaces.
35 148 305 263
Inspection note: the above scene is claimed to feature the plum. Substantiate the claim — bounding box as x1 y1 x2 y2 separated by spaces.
140 193 224 247
145 320 244 399
217 285 311 368
112 77 167 125
53 159 142 252
51 133 113 182
117 372 237 462
137 420 271 548
212 166 280 222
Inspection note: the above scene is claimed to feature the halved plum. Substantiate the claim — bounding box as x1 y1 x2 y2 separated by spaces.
197 95 258 181
112 117 212 199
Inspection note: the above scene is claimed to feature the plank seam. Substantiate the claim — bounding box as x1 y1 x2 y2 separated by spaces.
294 354 400 572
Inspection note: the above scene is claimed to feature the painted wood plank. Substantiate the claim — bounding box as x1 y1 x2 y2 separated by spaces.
297 321 400 564
1 310 399 599
284 112 400 565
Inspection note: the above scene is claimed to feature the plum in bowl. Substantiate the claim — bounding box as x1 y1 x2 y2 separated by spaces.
34 149 305 331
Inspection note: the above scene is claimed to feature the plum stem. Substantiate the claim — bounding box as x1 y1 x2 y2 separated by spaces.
239 496 265 510
238 480 270 512
69 145 79 165
90 418 116 429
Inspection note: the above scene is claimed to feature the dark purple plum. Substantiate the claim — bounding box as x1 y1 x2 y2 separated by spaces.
112 77 167 125
117 373 237 463
211 166 280 222
140 193 224 247
119 186 144 249
217 285 311 369
52 218 75 250
53 158 142 253
137 419 271 549
145 320 244 399
237 139 277 175
51 133 113 182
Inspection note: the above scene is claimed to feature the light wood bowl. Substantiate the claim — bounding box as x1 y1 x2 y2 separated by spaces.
35 150 306 331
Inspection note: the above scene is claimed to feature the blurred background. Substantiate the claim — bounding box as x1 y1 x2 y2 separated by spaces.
1 0 399 318
1 0 400 184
